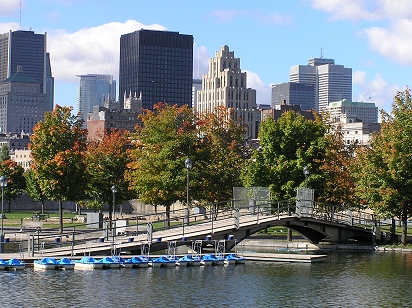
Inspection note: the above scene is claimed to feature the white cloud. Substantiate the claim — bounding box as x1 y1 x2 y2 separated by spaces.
0 22 20 33
310 0 412 67
364 19 412 66
310 0 381 21
353 70 401 111
211 9 293 26
48 20 166 83
244 70 271 105
0 0 20 16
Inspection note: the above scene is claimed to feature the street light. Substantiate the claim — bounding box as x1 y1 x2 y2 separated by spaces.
185 158 192 207
184 158 192 227
303 166 310 188
0 175 7 253
111 185 117 219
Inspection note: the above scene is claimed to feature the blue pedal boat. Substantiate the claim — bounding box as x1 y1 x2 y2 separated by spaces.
224 253 246 265
34 257 59 270
177 254 201 266
101 256 121 268
57 257 75 270
74 256 104 270
200 254 217 266
150 255 176 267
0 258 8 270
130 256 150 268
112 256 134 268
7 258 25 270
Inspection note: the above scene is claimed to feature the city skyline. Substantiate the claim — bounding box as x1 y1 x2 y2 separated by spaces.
0 0 411 117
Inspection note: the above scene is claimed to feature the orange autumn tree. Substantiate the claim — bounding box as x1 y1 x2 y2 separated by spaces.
84 129 132 221
30 105 88 233
0 160 25 212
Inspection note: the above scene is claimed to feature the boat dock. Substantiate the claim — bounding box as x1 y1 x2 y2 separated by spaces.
242 252 327 263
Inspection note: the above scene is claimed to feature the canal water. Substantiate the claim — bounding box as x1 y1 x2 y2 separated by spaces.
1 251 412 307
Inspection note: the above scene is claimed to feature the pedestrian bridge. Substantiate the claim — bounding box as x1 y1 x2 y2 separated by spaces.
35 199 385 257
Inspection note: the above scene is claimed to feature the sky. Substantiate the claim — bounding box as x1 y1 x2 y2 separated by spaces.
0 0 411 117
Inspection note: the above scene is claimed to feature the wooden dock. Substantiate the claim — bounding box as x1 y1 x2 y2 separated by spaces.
242 252 327 263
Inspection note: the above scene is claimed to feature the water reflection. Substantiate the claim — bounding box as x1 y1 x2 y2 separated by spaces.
1 251 412 307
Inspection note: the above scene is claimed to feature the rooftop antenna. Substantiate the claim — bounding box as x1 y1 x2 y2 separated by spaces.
320 48 323 58
19 1 22 29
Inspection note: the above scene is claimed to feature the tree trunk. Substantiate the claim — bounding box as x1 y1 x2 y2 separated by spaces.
41 199 45 214
402 215 407 245
7 199 10 212
166 204 171 228
59 199 63 234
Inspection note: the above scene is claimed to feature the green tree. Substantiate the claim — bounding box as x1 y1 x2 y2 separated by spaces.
241 111 328 201
0 160 25 212
353 88 412 244
195 106 247 204
0 144 10 162
84 129 132 220
127 103 197 226
24 168 46 214
30 105 88 233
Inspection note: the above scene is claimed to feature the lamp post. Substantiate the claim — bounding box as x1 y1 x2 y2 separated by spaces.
111 185 117 219
303 166 310 188
0 175 7 253
184 158 192 227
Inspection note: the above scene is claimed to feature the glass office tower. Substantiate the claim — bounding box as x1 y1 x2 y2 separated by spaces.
119 29 193 110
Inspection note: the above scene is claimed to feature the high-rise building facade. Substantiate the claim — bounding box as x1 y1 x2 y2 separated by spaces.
119 29 193 110
197 45 257 139
326 99 378 123
271 82 315 111
77 74 116 126
0 66 49 134
0 30 54 111
290 57 351 112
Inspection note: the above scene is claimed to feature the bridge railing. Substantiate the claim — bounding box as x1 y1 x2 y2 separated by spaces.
4 199 390 255
297 200 377 228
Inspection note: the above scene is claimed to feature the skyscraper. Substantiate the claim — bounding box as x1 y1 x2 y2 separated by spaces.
290 57 351 111
0 66 48 134
77 74 116 126
0 30 54 111
119 29 193 110
271 82 315 111
196 45 257 139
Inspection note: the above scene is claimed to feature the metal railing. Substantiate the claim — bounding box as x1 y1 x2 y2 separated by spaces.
0 199 389 255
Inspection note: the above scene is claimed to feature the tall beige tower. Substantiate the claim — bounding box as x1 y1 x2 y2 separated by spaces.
196 45 257 139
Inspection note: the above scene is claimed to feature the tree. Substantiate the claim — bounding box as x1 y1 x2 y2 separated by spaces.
315 121 359 206
0 160 25 212
195 106 247 205
30 105 88 233
84 129 132 220
0 144 10 162
353 88 412 244
241 111 329 201
24 169 46 214
127 103 197 226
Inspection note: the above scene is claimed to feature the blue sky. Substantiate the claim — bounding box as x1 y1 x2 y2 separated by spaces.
1 0 411 117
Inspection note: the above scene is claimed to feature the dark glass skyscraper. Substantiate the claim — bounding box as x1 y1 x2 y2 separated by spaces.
0 30 54 111
119 29 193 110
